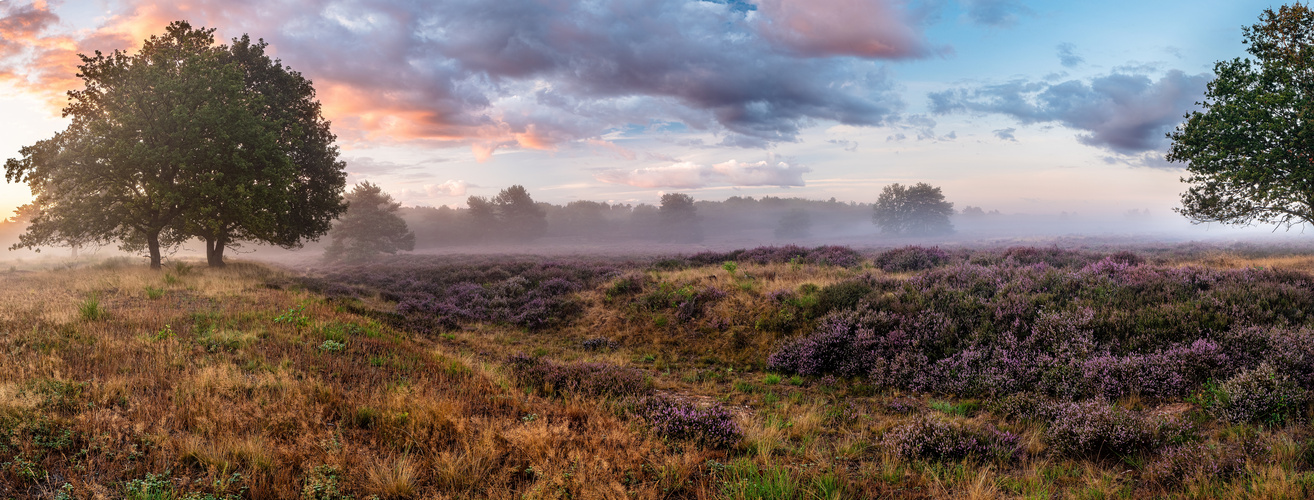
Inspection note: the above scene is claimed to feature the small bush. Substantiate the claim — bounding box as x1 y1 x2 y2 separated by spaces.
814 280 875 315
804 246 863 268
1045 401 1187 459
1145 441 1259 486
581 337 616 351
634 395 742 449
318 340 347 353
874 246 949 273
884 414 1020 463
508 354 650 399
1200 363 1307 425
145 287 165 300
986 393 1056 422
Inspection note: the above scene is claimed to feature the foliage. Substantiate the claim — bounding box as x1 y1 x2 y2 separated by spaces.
659 193 703 243
1145 441 1261 486
774 209 812 239
884 414 1021 463
871 183 955 236
768 257 1314 399
634 395 742 449
874 246 951 272
182 34 346 267
4 22 343 269
507 354 650 398
493 185 548 242
1044 401 1188 459
1199 363 1307 425
325 182 415 262
304 256 618 331
1170 5 1314 229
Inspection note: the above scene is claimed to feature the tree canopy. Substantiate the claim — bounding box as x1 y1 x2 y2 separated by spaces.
659 192 703 242
1170 4 1314 228
4 22 345 268
871 183 954 236
325 182 415 262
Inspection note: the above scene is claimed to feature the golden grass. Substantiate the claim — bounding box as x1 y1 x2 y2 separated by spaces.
4 253 1314 499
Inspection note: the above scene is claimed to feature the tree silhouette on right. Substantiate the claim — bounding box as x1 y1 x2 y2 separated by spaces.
871 183 954 236
1170 4 1314 229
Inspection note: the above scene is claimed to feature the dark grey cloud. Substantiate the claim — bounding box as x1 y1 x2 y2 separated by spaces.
930 70 1209 161
1056 43 1083 68
104 0 921 153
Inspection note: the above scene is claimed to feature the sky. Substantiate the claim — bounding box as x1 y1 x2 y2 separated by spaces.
0 0 1291 227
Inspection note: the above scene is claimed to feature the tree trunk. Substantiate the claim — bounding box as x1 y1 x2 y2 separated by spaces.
206 234 227 268
147 231 162 270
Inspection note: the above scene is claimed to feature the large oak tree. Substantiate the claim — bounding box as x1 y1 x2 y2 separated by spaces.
5 22 345 268
1170 4 1314 228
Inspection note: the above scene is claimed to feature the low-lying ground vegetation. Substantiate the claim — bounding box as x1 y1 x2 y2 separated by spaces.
3 244 1314 498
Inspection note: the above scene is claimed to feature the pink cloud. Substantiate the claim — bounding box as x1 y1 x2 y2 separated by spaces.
755 0 929 58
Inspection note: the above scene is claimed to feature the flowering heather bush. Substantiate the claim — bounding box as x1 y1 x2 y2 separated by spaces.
1001 246 1103 268
1200 364 1307 425
1145 441 1260 486
767 258 1314 400
738 245 811 265
507 354 650 399
634 395 742 449
766 310 884 377
873 246 950 273
302 256 622 331
634 282 727 323
986 393 1057 423
883 397 924 415
804 245 863 268
1045 401 1189 459
685 245 862 268
884 414 1021 463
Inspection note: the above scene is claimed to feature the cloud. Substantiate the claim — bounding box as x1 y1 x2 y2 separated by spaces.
3 0 917 157
424 180 469 197
1056 43 1083 68
754 0 931 58
960 0 1030 28
929 69 1209 161
596 159 811 188
828 139 859 151
993 128 1017 141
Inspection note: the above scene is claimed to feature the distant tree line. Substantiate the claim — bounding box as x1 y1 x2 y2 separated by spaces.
396 188 875 248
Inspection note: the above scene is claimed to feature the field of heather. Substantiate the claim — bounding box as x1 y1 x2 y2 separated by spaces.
4 245 1314 499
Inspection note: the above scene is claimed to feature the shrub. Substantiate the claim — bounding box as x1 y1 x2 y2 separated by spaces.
1045 401 1187 459
1199 363 1307 425
884 414 1021 463
1145 441 1260 486
804 246 863 268
766 311 881 377
814 279 875 314
581 337 616 351
986 393 1056 423
874 246 949 273
508 354 650 399
634 395 742 449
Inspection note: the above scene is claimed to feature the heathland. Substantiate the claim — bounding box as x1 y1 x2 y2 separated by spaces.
3 244 1314 499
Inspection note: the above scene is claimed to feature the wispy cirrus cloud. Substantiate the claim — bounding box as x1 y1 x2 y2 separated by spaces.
596 159 811 189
